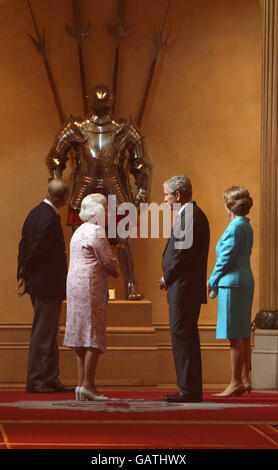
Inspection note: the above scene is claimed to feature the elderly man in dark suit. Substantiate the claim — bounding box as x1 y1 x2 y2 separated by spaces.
159 175 210 403
17 179 74 393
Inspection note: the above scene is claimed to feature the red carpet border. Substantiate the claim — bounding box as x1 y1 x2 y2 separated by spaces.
0 389 278 450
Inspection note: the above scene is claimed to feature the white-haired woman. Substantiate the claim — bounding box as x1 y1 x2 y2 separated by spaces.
64 193 119 400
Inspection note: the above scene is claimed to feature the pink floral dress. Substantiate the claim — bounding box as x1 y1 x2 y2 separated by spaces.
63 223 118 352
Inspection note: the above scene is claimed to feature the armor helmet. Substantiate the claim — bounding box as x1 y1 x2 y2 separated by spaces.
88 84 114 115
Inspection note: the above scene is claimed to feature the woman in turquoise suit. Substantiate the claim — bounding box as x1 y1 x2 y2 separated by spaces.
207 186 254 397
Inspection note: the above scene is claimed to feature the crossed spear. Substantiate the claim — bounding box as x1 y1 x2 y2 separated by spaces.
137 0 172 127
27 0 65 124
27 0 172 127
107 0 132 115
27 0 91 120
66 0 91 114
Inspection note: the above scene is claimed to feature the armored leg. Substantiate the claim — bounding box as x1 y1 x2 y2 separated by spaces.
116 238 143 300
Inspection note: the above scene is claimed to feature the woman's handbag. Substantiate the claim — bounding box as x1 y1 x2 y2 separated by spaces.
253 310 278 329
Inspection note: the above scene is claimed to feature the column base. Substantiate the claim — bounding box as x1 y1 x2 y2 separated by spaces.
252 329 278 389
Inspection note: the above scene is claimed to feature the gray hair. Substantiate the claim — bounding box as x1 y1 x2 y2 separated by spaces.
164 175 192 199
79 193 107 222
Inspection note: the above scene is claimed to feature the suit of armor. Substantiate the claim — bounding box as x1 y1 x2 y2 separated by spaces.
46 85 152 300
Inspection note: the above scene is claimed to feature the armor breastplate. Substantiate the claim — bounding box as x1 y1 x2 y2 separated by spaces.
79 121 123 173
46 113 152 210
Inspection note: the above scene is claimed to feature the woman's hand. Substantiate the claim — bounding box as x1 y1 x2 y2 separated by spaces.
206 281 212 296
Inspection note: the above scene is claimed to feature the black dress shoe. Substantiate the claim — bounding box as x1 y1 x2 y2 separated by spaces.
164 391 202 403
49 383 75 392
26 385 55 393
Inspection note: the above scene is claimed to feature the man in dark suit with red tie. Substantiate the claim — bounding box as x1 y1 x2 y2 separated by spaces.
159 175 210 403
17 179 74 393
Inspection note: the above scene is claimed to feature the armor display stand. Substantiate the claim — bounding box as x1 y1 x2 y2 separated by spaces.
59 299 158 386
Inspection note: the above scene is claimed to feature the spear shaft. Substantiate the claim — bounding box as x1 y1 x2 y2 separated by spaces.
43 57 65 124
112 40 120 115
112 0 124 114
78 41 88 114
66 0 91 114
26 0 65 124
108 0 132 114
136 0 172 127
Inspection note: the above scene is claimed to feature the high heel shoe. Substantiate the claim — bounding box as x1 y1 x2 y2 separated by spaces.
212 384 246 397
75 386 81 401
242 384 252 397
79 386 109 401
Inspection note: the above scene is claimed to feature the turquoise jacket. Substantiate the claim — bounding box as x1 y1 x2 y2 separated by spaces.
209 216 254 289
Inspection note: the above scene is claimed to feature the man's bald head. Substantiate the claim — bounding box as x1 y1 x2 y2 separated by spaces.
47 179 70 208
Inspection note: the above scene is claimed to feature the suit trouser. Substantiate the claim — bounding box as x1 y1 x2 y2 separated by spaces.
27 296 61 389
169 301 202 398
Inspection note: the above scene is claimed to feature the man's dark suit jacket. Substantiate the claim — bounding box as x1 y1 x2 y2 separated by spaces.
162 201 210 305
17 201 67 300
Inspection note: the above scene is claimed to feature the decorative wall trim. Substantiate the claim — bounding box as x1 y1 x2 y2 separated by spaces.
0 322 231 353
0 321 231 385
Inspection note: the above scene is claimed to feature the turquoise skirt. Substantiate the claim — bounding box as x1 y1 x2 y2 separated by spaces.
216 286 254 339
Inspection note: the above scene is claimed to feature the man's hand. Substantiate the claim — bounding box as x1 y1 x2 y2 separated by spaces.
134 189 148 207
16 278 26 297
158 277 168 290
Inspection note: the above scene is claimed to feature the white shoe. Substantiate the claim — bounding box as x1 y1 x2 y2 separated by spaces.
79 386 109 401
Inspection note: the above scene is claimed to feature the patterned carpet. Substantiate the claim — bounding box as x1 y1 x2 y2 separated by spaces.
0 388 278 459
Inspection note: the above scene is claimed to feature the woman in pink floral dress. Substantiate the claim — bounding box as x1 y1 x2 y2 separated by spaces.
64 193 119 401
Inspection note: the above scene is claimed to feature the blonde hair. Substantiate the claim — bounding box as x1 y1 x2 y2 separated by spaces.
223 186 253 216
79 193 107 222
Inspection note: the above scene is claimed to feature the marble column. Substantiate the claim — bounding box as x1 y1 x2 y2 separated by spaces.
251 2 278 389
259 0 278 312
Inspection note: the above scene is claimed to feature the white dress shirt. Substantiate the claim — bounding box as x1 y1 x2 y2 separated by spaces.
43 198 59 216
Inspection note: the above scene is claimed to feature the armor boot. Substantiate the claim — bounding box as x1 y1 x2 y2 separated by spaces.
117 239 143 300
